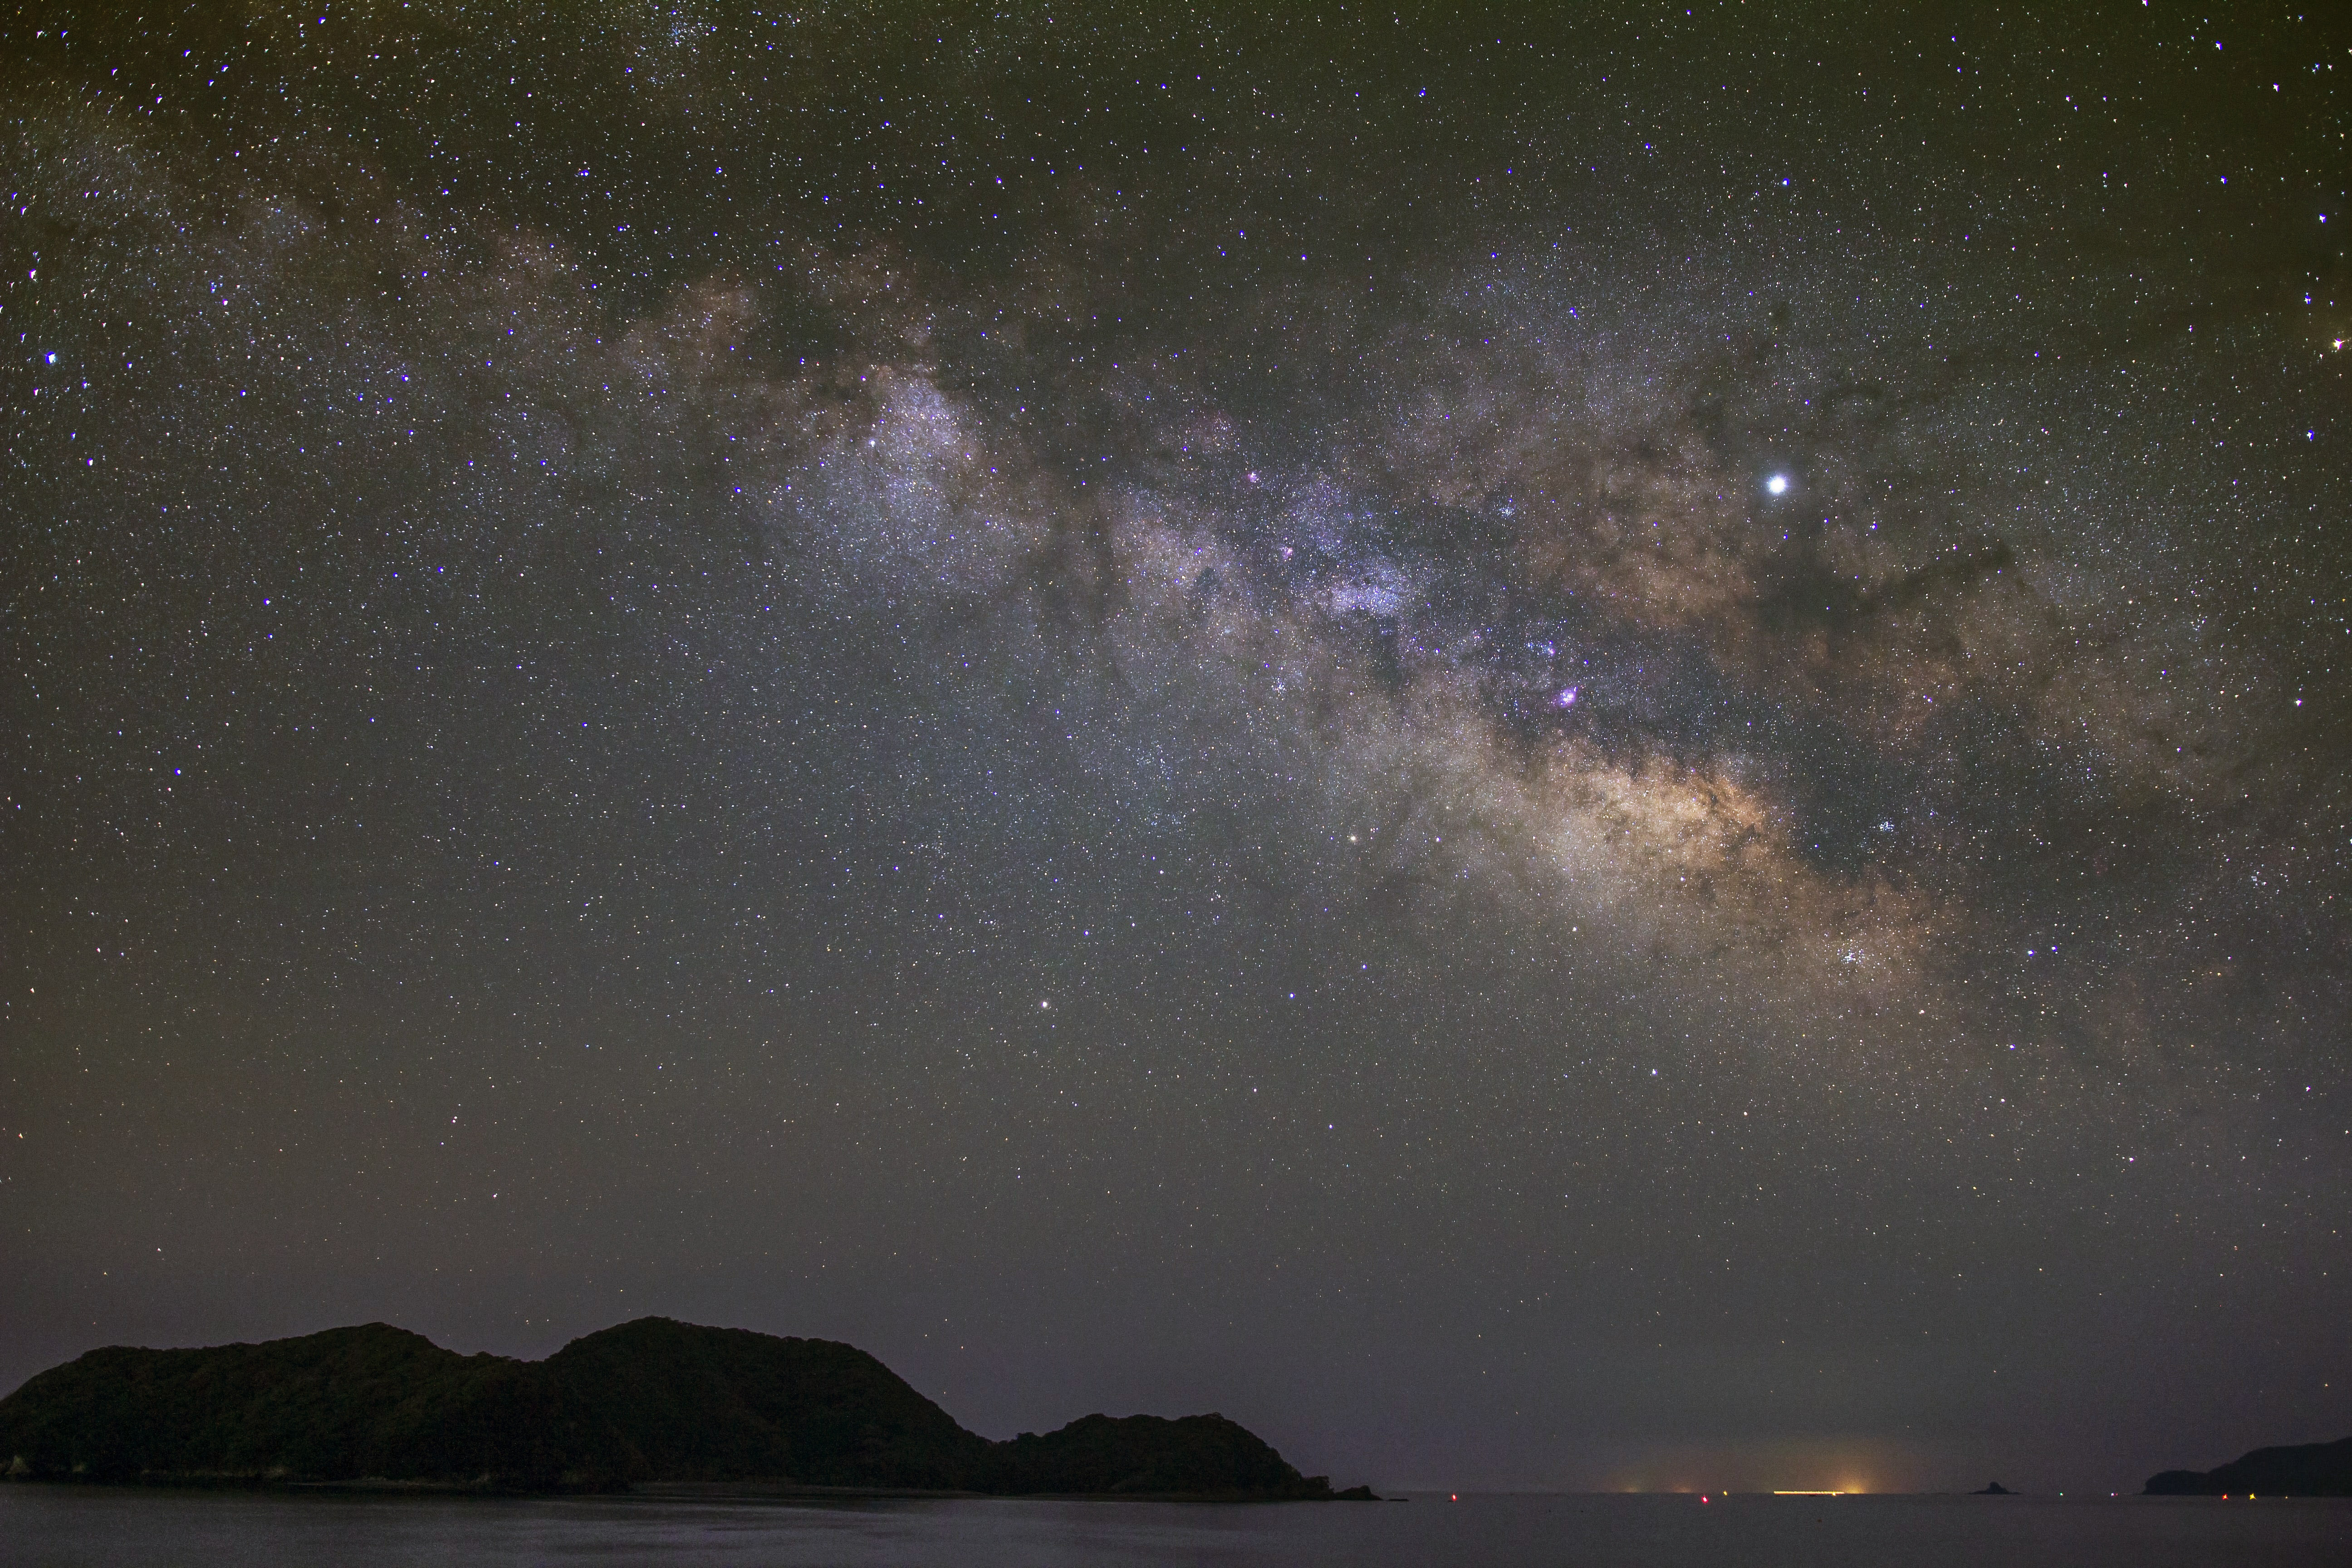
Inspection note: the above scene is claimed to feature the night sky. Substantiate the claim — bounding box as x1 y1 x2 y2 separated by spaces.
4 2 2348 1496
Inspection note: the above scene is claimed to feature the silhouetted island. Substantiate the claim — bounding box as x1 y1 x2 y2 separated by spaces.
1970 1481 2015 1495
2143 1434 2352 1497
0 1318 1378 1499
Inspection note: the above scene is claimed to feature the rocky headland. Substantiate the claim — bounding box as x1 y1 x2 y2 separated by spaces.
0 1318 1377 1499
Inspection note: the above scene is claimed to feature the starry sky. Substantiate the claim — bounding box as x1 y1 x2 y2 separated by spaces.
4 2 2348 1496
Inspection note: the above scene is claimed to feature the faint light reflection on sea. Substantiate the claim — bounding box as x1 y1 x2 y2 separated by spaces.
2 1487 2347 1568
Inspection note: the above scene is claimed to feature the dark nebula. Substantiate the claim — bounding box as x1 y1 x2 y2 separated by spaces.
3 3 2346 1494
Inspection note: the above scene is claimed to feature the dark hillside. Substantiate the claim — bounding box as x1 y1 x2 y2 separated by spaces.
544 1318 986 1488
983 1411 1348 1498
0 1324 635 1487
0 1318 1369 1498
2144 1435 2352 1497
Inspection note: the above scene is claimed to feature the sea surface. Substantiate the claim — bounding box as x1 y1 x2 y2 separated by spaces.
2 1485 2346 1567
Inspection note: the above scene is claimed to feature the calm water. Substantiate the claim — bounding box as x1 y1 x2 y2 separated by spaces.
2 1485 2345 1567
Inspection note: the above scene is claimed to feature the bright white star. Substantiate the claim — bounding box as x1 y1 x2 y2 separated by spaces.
1765 473 1790 495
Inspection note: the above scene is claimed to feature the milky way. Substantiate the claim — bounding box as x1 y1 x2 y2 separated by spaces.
4 5 2347 1493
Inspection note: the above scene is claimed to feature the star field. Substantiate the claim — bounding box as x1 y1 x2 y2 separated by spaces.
2 3 2348 1494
